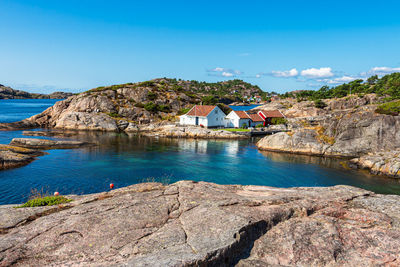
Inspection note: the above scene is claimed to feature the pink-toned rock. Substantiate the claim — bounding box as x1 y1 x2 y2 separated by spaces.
1 181 400 266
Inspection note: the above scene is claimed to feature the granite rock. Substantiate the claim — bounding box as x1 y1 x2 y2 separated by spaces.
1 181 400 266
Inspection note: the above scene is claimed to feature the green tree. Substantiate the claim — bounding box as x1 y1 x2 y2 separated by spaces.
314 99 327 109
367 75 379 85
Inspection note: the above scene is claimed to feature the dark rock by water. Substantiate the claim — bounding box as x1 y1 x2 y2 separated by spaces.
10 138 94 149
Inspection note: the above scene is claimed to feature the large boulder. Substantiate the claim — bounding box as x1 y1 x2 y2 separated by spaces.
54 112 119 131
257 129 331 156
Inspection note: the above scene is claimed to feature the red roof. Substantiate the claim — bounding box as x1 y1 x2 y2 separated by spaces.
259 110 284 118
186 105 216 117
233 110 250 119
247 113 264 122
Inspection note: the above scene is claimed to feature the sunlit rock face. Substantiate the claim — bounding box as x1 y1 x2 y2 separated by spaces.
1 181 400 266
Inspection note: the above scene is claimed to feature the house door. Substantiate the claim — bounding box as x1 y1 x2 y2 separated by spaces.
195 117 199 125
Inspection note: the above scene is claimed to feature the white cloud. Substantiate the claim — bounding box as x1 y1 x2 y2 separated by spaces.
212 67 225 72
271 68 298 78
238 52 251 57
208 67 242 77
327 76 357 84
301 67 334 78
255 74 261 78
222 72 234 77
367 66 400 76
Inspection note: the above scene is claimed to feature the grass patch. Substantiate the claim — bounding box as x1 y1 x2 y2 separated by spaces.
215 128 250 132
107 112 120 118
375 100 400 116
18 196 71 208
308 126 335 145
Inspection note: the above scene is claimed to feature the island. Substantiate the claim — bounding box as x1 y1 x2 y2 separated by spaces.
0 84 73 99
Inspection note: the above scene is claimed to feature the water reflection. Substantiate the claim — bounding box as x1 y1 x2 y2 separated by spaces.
1 131 400 205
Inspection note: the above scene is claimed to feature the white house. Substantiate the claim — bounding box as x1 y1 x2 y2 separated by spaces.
179 105 226 128
225 110 251 128
225 110 265 128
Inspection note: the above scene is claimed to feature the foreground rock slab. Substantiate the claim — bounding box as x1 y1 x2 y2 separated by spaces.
1 181 400 266
10 138 94 149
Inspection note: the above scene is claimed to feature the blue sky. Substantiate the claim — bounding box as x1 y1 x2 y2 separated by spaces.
1 0 400 93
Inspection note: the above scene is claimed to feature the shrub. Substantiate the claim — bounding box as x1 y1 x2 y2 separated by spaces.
271 118 288 125
184 91 197 99
135 103 145 108
375 100 400 116
147 92 157 100
109 84 126 91
158 104 171 112
241 123 248 129
144 102 158 112
18 196 71 208
172 85 183 92
314 99 327 109
178 107 191 115
201 95 217 105
255 124 264 128
139 81 155 87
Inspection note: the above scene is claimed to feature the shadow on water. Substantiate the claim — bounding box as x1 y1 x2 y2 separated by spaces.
1 130 400 204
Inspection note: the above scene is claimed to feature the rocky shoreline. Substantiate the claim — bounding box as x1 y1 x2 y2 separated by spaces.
255 94 400 178
0 144 46 169
1 181 400 266
349 151 400 178
0 138 95 170
138 125 249 139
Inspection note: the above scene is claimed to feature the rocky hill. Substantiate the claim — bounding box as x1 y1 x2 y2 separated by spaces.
1 181 400 266
0 84 73 99
166 78 264 101
0 78 262 131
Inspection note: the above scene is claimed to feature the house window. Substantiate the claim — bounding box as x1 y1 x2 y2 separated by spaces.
215 110 218 114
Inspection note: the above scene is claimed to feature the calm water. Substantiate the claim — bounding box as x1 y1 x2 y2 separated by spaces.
1 100 400 205
229 104 260 111
0 99 61 123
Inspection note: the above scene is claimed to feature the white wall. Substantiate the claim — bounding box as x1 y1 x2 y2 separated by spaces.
225 111 251 128
179 106 226 127
205 107 226 127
